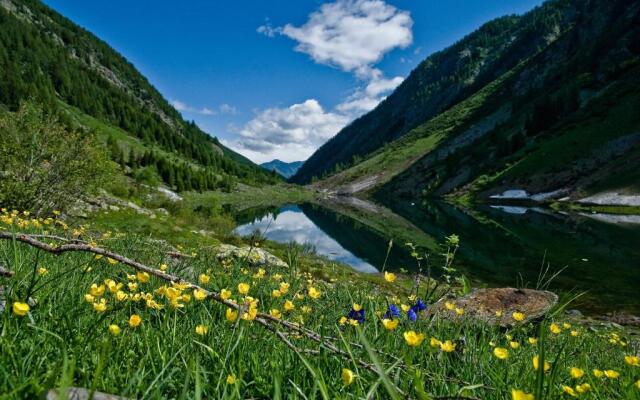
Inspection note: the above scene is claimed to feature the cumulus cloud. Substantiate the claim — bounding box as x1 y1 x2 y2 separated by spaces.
224 99 349 163
280 0 413 75
171 100 237 116
336 69 403 113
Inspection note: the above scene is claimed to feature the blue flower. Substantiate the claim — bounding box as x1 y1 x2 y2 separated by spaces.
348 308 365 324
384 304 401 319
407 308 417 322
414 298 427 311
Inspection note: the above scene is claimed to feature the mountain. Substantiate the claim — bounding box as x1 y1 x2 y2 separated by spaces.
260 160 304 179
0 0 278 191
293 0 640 206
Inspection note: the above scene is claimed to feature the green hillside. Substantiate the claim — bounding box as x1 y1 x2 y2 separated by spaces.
307 0 640 206
0 0 278 191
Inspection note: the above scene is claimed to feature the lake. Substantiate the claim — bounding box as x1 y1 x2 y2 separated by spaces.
234 201 640 315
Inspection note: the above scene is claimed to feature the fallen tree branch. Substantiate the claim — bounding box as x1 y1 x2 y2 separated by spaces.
0 265 14 277
0 231 380 375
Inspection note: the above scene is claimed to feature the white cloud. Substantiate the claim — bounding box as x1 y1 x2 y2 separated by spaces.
257 24 279 38
337 69 404 113
171 100 237 116
280 0 412 74
224 99 349 163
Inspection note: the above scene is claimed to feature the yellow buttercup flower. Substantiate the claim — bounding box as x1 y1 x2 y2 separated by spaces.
12 302 30 317
512 312 525 322
625 355 640 366
341 368 356 385
403 331 425 347
445 301 455 310
84 294 95 303
136 271 150 283
220 288 231 300
510 341 520 349
284 300 295 312
440 340 456 353
308 286 321 299
195 324 208 335
128 282 138 292
563 322 571 329
226 308 238 322
635 379 640 389
129 314 141 328
562 386 577 397
271 289 282 298
90 284 106 297
384 271 396 282
511 389 534 400
107 257 118 265
193 289 207 301
494 347 509 360
495 310 503 317
198 274 210 284
295 293 305 300
279 282 290 294
593 369 604 377
93 299 107 312
226 374 237 385
338 316 348 325
401 304 411 312
528 337 538 345
352 303 362 312
270 309 282 319
37 267 49 276
604 370 619 379
570 330 579 337
381 318 399 331
301 306 312 314
115 290 128 302
237 283 250 295
549 323 561 334
570 367 584 378
576 383 591 394
108 324 121 336
430 337 441 347
533 356 550 372
455 308 464 316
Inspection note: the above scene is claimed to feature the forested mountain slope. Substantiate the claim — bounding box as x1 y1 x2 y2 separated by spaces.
302 0 640 206
0 0 278 191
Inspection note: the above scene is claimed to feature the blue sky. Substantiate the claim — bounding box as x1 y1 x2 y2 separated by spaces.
43 0 543 163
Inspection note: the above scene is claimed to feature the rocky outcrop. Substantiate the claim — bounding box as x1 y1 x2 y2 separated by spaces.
215 244 288 268
47 388 128 400
427 287 558 327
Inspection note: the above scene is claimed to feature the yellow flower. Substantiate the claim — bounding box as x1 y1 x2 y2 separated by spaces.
129 314 141 328
193 289 207 301
635 379 640 389
237 283 250 295
576 383 591 394
528 337 538 345
279 282 290 294
308 286 321 299
95 254 103 260
593 369 604 378
338 316 348 325
108 324 121 336
12 302 30 316
90 284 106 297
284 300 295 312
128 282 138 292
570 367 584 379
352 303 362 312
115 290 128 302
381 318 399 331
570 330 579 337
37 267 49 276
384 271 396 282
93 299 107 312
495 310 503 317
549 323 561 334
136 271 150 283
226 374 237 385
494 347 509 360
401 304 411 312
563 322 571 329
533 356 550 372
403 331 425 347
220 288 231 300
455 308 464 316
295 293 305 300
440 340 456 353
270 309 282 319
198 274 210 284
604 370 619 379
625 355 640 366
430 337 441 347
512 312 525 322
195 324 208 335
510 341 520 349
301 306 312 314
84 294 95 303
445 301 455 310
342 368 356 385
562 386 577 397
226 308 238 322
107 257 118 265
511 389 534 400
160 263 168 271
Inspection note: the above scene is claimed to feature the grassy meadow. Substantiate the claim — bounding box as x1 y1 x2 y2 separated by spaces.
1 209 639 399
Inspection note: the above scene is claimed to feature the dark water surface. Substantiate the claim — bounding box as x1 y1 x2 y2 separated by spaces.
234 202 640 315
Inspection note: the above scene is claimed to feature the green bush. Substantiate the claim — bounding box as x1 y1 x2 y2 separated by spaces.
0 102 115 214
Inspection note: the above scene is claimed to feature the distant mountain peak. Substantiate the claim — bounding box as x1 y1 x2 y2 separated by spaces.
260 160 304 179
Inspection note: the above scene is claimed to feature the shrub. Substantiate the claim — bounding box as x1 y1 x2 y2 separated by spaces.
0 102 115 214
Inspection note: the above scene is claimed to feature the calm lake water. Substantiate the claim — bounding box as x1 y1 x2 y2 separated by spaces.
234 201 640 315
